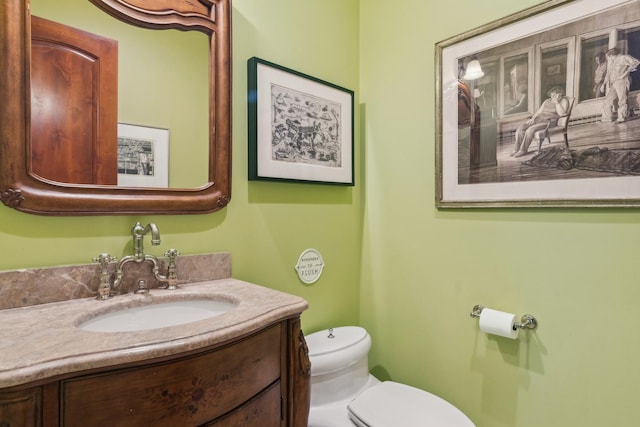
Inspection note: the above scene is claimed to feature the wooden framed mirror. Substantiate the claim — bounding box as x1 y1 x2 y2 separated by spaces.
0 0 231 215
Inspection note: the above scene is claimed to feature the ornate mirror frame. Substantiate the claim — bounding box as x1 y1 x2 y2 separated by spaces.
0 0 231 215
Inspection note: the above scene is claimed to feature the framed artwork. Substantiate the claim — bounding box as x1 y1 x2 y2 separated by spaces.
117 123 169 188
248 57 354 185
436 0 640 208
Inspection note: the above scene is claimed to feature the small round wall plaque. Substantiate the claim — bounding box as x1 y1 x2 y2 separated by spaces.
295 248 325 284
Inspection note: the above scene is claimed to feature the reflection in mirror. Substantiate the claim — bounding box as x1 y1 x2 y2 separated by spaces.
540 44 568 103
31 0 209 189
473 62 497 119
502 53 529 117
579 34 610 102
0 0 232 215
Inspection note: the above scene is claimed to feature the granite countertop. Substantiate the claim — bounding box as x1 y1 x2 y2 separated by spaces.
0 279 308 389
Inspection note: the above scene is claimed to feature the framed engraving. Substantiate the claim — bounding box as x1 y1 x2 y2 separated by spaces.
248 57 354 185
436 0 640 207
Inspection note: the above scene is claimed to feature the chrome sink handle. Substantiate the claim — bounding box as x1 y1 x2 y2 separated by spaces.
93 253 116 300
165 248 180 263
164 249 180 290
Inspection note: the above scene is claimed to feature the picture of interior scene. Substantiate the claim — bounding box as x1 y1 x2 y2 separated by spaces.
457 1 640 185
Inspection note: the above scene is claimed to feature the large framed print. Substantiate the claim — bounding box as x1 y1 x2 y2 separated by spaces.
248 57 354 185
436 0 640 208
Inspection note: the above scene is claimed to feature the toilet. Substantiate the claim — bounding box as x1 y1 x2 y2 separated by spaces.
306 326 475 427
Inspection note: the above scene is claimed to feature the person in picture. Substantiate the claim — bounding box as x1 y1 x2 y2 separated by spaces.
600 47 640 123
510 86 570 157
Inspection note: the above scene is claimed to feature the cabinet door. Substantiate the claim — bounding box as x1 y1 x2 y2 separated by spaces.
202 381 281 427
31 15 118 185
61 325 281 426
0 388 42 427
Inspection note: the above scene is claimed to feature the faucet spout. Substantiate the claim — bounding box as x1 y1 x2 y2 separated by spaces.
146 223 161 246
131 222 161 260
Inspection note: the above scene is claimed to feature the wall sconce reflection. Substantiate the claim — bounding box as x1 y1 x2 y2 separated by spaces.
463 59 484 80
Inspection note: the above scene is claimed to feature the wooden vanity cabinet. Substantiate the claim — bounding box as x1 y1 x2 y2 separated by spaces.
0 318 310 427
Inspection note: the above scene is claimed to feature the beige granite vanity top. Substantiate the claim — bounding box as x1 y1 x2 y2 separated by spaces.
0 278 308 389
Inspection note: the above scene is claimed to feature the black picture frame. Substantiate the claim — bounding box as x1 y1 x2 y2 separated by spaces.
248 57 354 185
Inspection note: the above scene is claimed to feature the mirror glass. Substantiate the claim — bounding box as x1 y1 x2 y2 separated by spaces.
31 0 209 189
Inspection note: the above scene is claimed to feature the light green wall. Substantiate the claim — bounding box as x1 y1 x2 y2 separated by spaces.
0 0 361 331
360 1 640 426
4 1 638 426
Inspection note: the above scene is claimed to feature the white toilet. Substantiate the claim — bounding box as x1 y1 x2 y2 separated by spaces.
306 326 475 427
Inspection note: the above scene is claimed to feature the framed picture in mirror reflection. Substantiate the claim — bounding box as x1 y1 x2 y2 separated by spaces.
117 123 169 188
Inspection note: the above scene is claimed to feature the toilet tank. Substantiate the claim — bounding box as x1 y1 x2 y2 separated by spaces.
306 326 373 406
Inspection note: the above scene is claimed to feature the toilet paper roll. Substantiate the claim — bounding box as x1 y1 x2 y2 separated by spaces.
479 308 519 339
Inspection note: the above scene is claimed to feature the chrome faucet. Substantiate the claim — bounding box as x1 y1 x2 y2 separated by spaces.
132 222 160 260
108 222 179 295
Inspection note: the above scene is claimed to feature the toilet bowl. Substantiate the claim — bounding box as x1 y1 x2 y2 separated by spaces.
306 326 475 427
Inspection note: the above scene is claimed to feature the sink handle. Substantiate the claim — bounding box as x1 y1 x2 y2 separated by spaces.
164 249 180 290
165 248 180 264
93 253 117 266
93 253 116 300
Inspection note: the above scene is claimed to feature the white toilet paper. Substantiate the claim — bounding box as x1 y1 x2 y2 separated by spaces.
479 308 519 339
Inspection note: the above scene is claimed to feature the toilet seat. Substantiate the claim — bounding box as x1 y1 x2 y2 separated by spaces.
347 381 475 427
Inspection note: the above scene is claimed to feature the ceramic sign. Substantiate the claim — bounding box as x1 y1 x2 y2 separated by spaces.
295 248 325 284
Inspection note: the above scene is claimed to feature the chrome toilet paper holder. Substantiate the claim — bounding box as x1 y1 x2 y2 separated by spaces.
470 304 537 330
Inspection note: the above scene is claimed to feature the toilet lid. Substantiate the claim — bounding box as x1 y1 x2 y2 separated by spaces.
306 326 368 357
306 326 372 375
347 381 475 427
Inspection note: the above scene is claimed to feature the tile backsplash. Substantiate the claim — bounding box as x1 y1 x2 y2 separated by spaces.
0 252 231 310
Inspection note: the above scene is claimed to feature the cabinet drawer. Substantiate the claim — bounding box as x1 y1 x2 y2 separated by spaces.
203 380 281 427
62 325 281 426
0 388 42 427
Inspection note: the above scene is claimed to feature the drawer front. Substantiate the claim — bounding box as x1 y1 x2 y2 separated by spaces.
203 380 281 427
62 324 281 426
0 388 42 427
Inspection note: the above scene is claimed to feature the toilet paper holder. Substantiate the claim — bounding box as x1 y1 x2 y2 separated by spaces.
469 304 537 330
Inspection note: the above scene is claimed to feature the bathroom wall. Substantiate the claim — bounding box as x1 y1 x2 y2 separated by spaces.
359 1 640 426
0 0 361 330
3 1 638 426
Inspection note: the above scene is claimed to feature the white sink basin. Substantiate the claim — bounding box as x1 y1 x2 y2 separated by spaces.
78 299 236 332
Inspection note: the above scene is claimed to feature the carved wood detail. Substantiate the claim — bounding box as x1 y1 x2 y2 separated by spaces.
0 188 24 208
287 318 311 427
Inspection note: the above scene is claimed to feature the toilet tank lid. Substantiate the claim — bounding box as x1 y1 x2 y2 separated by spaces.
306 326 368 357
347 381 475 427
